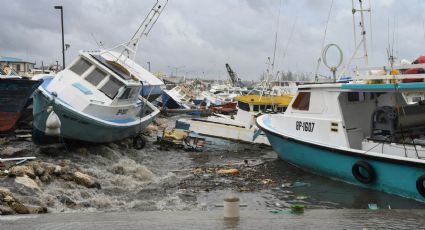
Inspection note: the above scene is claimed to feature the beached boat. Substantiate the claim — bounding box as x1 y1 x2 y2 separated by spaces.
32 1 166 144
0 66 42 132
177 94 292 145
161 85 192 109
257 63 425 202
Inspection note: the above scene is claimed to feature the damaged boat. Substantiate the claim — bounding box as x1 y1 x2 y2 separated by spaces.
32 1 167 144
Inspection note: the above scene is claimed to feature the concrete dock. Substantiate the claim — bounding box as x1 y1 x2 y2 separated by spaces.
1 209 425 230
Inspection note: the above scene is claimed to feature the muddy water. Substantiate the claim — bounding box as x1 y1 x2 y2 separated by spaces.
2 117 425 213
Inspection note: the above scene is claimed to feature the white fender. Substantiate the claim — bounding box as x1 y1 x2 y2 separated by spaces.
45 109 61 136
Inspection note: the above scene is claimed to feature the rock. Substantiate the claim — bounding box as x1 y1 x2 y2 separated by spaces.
9 165 36 179
72 172 99 189
0 187 12 197
3 195 14 203
15 175 40 191
53 165 62 175
10 201 29 214
28 205 48 214
58 195 77 208
0 205 14 215
0 146 24 156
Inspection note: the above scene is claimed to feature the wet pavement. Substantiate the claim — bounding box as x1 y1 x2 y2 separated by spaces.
2 209 425 230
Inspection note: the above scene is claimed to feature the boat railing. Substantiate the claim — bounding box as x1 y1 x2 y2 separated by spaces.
351 63 425 81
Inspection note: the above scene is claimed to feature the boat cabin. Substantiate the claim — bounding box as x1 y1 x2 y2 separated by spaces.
281 82 425 159
43 51 147 121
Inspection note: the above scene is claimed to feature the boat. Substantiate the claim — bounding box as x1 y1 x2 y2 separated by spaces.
137 66 164 102
257 69 425 202
0 65 43 132
32 1 167 144
177 94 292 145
257 0 425 202
161 85 192 109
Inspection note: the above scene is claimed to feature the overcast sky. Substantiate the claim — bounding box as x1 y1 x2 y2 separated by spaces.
1 0 425 80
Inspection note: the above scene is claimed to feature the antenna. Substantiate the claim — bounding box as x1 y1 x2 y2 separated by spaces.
91 33 103 48
271 0 283 75
102 0 168 66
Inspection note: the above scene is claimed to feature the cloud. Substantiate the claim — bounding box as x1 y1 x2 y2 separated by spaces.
1 0 424 80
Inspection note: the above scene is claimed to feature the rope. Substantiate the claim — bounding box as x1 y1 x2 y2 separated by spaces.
314 0 334 79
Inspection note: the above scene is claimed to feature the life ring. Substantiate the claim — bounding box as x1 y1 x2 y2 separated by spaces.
352 160 375 184
416 175 425 197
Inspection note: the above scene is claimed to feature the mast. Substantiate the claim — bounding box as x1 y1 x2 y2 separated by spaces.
102 0 168 69
352 0 371 66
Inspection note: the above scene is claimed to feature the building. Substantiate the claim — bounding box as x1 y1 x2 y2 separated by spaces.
0 56 35 76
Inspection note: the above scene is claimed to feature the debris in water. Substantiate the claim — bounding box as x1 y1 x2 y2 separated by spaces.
368 203 379 210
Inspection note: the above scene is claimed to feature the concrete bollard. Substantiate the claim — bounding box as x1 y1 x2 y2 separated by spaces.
223 196 240 218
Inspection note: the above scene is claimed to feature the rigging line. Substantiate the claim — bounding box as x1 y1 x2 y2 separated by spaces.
271 0 283 75
280 16 298 75
368 0 373 61
314 0 334 79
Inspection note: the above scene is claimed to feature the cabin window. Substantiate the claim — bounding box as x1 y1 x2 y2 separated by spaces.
85 68 107 86
70 58 91 75
348 92 365 102
100 77 124 99
238 101 250 111
292 92 310 111
119 87 135 100
253 105 259 112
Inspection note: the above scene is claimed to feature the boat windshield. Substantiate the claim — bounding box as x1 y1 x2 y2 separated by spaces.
100 77 124 99
70 58 92 76
119 87 137 100
85 68 107 86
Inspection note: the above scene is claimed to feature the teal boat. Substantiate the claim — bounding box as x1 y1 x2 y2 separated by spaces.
257 79 425 202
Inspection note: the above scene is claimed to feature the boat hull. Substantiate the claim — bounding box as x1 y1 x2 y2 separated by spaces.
177 118 269 145
257 115 425 202
33 89 155 144
0 78 42 132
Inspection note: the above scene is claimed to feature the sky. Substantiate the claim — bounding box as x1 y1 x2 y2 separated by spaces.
1 0 425 80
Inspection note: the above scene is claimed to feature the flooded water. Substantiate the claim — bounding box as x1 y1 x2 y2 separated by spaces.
2 116 425 213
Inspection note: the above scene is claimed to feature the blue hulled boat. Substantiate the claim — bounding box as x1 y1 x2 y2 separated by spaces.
257 79 425 202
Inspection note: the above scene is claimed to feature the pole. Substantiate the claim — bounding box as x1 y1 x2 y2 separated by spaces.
54 6 65 69
147 61 151 72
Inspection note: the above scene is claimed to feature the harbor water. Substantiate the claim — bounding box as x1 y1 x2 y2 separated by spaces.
1 116 425 214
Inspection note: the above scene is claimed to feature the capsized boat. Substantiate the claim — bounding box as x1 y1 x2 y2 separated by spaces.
161 85 192 109
0 65 43 132
32 1 167 144
177 94 292 145
257 65 425 202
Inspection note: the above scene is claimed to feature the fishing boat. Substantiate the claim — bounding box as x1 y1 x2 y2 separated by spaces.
257 68 425 202
138 67 164 102
0 65 42 132
177 94 292 145
256 0 425 202
32 1 167 144
161 85 192 109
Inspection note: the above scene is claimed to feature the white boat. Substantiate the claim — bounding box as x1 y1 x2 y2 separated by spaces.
257 0 425 202
161 85 192 109
177 94 293 145
32 1 167 145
